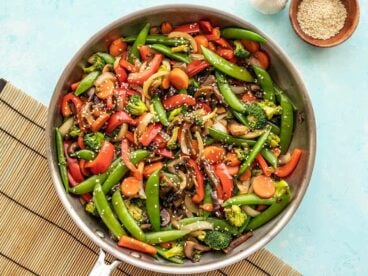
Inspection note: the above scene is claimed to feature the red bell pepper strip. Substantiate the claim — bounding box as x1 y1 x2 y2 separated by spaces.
68 170 79 187
77 135 85 149
188 158 205 204
156 148 174 159
79 159 91 177
119 58 138 72
139 123 163 146
214 38 232 49
61 93 83 117
173 22 200 34
196 102 211 113
121 139 141 180
80 193 92 203
275 148 302 177
186 60 210 77
213 163 233 200
199 20 213 34
115 66 128 83
163 94 196 109
152 133 167 149
125 131 135 143
106 111 135 133
139 45 154 61
85 141 115 174
127 54 163 85
206 27 220 41
256 154 272 177
71 81 80 91
64 143 84 183
91 113 111 132
216 48 234 60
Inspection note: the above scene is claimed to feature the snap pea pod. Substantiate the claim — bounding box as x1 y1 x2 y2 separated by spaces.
202 184 213 218
124 35 188 46
246 192 291 230
145 230 190 244
201 46 254 82
75 71 100 96
208 127 256 147
215 71 246 112
261 148 278 168
94 183 126 239
274 86 294 154
221 27 267 43
55 128 69 191
252 65 275 103
70 149 96 160
145 170 161 231
267 121 280 135
238 126 271 176
69 158 120 194
102 150 150 193
155 247 184 264
128 23 150 63
96 52 115 65
222 193 276 207
152 96 169 126
237 215 251 235
150 44 191 63
178 217 238 235
112 190 145 241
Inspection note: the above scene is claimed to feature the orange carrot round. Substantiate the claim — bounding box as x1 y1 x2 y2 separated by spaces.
224 152 241 167
169 68 189 90
226 165 240 176
109 38 127 57
143 162 164 177
203 146 225 164
120 176 141 197
239 168 251 181
160 21 173 34
118 236 157 255
252 175 275 199
253 50 270 70
194 35 209 53
161 75 170 89
241 40 260 53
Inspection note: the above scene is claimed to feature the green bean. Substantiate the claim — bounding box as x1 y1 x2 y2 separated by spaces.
201 46 253 82
70 149 96 160
178 217 238 235
268 121 280 135
152 96 169 126
112 190 145 241
208 127 256 146
93 183 126 239
222 193 275 207
124 35 188 46
238 126 271 175
145 230 190 244
202 184 213 218
215 71 246 112
128 23 150 63
102 150 150 193
237 216 251 235
221 28 267 43
150 44 191 63
75 71 100 96
155 247 184 264
246 192 291 230
261 148 278 168
55 128 69 191
145 169 161 231
232 110 249 126
96 52 115 65
252 65 275 103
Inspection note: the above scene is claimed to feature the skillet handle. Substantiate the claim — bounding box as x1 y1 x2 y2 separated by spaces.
89 249 120 276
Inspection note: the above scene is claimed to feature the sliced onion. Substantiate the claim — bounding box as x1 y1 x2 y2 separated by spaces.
113 56 121 69
237 179 251 194
102 64 113 73
229 85 246 94
112 123 128 142
242 205 260 217
212 121 228 133
134 112 154 144
162 59 171 71
194 131 204 157
142 71 169 99
172 62 187 71
189 54 204 60
279 153 291 165
185 194 200 215
95 72 115 87
178 170 187 191
168 31 197 53
182 221 214 232
59 117 74 137
139 61 148 72
248 56 262 67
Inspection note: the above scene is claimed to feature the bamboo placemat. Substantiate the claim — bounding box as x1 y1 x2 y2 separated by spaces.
0 80 300 276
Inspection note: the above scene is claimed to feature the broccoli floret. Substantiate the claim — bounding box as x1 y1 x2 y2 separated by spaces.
234 148 249 161
84 132 104 151
126 95 147 116
204 230 232 250
161 242 184 259
125 200 146 223
85 201 98 216
167 127 179 150
82 55 105 73
244 103 267 130
257 100 282 120
224 205 247 227
234 40 250 59
266 132 280 148
69 125 81 137
275 180 291 199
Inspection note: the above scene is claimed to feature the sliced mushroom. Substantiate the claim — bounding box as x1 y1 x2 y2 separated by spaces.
229 122 250 137
160 209 171 227
67 142 79 156
184 241 211 262
140 224 152 230
167 156 189 173
223 231 253 254
242 129 265 139
194 85 214 98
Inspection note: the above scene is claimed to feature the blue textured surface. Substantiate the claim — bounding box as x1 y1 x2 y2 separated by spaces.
1 1 367 275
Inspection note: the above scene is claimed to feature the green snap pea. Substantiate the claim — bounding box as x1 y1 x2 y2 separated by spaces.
221 28 267 43
152 96 169 126
232 110 249 126
102 150 150 193
94 183 126 239
150 44 191 63
145 169 161 231
145 230 190 244
208 127 256 147
71 149 96 160
55 128 69 191
237 215 251 235
238 126 271 176
96 52 115 65
178 217 238 235
202 184 213 218
75 71 100 96
215 71 246 112
112 190 145 241
201 46 254 82
128 23 150 63
252 65 275 103
261 148 278 168
222 193 276 207
268 121 280 135
156 247 184 264
275 87 294 154
124 35 188 46
246 192 291 230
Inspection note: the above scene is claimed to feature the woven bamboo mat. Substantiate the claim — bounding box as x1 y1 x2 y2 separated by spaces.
0 80 300 276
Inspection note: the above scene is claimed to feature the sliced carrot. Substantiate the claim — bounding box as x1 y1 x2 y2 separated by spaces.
256 154 272 177
194 35 209 54
159 242 172 249
252 175 275 199
208 41 216 52
160 21 173 34
203 146 225 164
241 40 260 53
216 48 234 60
143 162 164 177
242 91 257 103
253 50 270 70
71 81 80 91
118 236 157 255
77 135 85 149
200 203 214 212
224 152 241 167
239 168 251 181
150 26 160 35
91 113 110 132
169 68 189 90
120 176 141 197
109 38 127 57
96 79 115 99
275 149 302 177
226 165 239 176
161 75 170 89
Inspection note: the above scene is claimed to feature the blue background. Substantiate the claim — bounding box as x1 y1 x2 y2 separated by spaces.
1 1 367 275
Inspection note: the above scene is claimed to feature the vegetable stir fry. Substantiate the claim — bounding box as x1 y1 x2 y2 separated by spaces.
55 20 302 263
